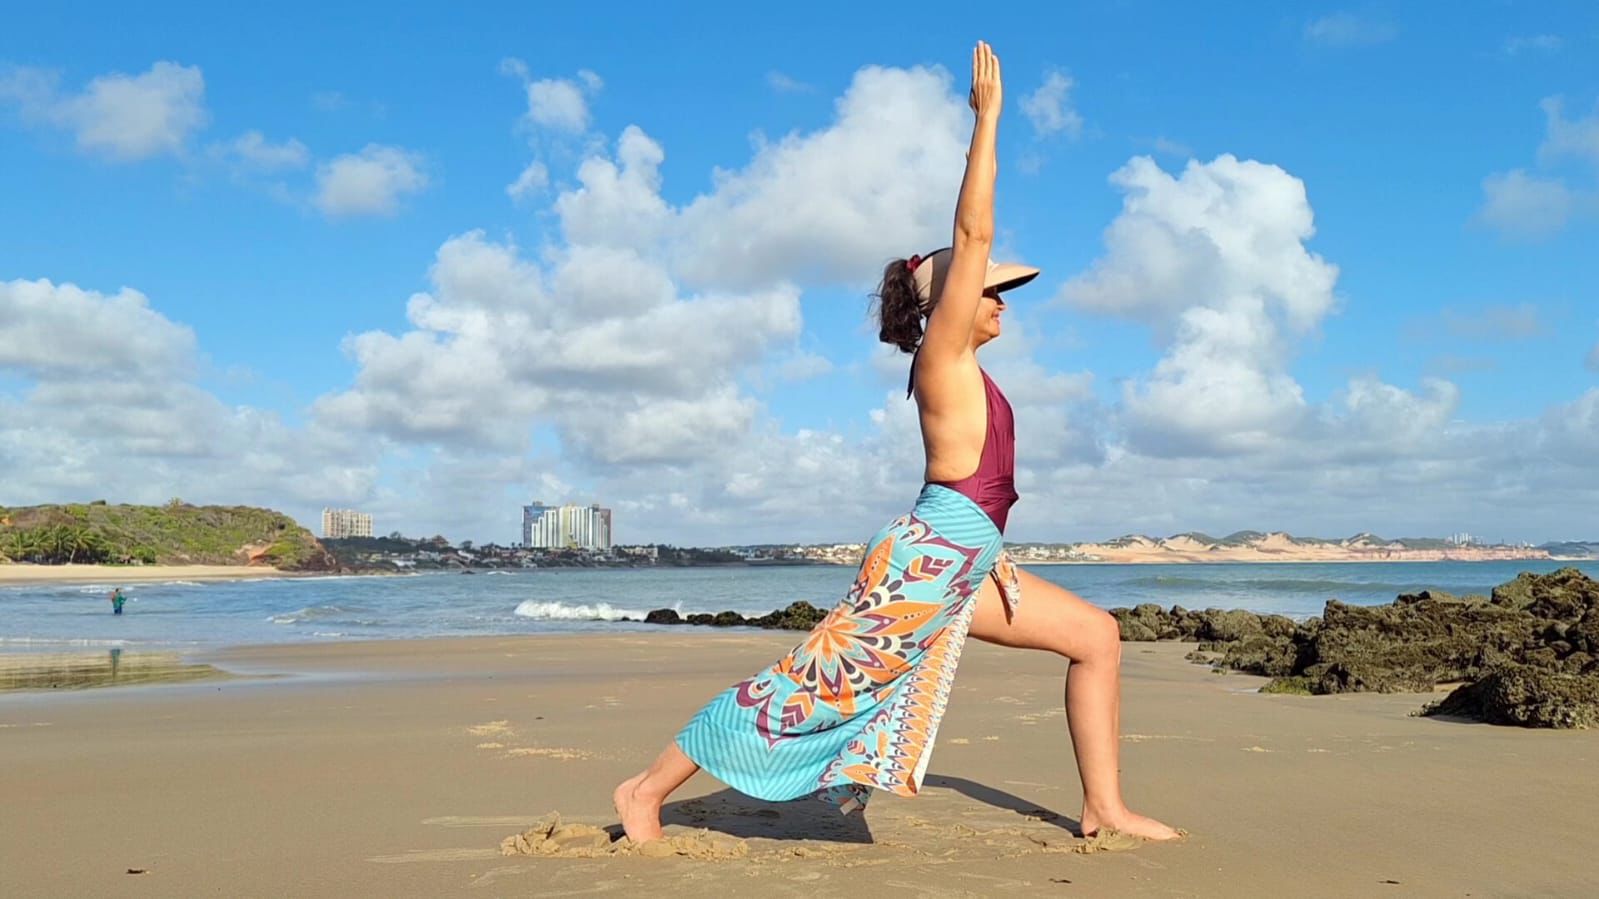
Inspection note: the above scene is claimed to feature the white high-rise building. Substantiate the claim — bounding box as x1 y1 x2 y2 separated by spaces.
322 508 374 539
522 502 611 550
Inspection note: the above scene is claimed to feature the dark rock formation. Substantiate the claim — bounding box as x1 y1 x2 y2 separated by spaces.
1110 568 1599 729
641 601 828 632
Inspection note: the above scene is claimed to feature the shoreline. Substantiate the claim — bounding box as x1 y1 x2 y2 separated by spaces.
0 563 294 587
4 555 1583 587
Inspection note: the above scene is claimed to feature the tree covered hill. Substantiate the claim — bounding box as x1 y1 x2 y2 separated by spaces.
0 500 337 570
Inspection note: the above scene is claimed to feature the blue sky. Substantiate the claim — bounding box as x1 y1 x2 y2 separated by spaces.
2 2 1597 545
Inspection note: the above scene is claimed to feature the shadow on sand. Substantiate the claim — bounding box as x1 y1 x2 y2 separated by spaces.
638 773 1080 844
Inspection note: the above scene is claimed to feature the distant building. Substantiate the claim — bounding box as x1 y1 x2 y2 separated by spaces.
523 501 612 550
322 508 373 539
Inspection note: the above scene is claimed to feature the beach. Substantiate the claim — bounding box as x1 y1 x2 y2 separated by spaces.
0 563 287 587
4 632 1597 897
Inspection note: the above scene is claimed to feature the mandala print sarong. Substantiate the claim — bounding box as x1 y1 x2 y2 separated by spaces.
676 484 1022 813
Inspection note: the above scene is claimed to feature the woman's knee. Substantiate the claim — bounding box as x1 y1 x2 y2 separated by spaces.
1066 608 1122 665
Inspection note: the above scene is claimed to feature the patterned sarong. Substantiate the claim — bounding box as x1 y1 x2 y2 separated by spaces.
675 484 1021 813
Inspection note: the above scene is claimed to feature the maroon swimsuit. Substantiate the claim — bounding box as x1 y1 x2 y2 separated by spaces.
908 365 1020 533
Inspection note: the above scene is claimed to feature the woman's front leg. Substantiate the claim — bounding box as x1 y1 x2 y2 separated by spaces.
968 567 1179 841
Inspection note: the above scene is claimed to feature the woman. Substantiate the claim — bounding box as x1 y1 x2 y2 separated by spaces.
615 42 1177 844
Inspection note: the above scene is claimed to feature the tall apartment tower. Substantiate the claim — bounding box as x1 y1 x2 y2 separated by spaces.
322 508 374 539
522 501 611 550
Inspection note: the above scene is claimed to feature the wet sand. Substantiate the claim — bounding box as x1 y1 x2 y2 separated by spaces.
2 633 1597 896
0 563 287 586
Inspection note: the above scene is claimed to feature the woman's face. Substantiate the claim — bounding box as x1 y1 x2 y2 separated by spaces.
973 287 1006 345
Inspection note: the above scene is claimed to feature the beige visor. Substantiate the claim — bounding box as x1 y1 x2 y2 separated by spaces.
910 247 1040 314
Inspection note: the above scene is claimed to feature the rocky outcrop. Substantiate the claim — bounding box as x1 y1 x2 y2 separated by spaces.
1112 568 1599 729
637 601 828 632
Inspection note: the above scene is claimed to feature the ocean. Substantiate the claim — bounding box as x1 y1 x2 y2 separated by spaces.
2 560 1594 655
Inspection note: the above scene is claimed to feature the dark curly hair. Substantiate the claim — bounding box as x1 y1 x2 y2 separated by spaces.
873 254 931 353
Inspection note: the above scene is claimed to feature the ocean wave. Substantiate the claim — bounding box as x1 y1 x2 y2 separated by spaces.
268 604 376 625
0 636 135 647
513 600 652 621
1122 575 1412 594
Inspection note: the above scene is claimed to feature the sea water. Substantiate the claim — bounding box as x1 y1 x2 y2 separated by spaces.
2 560 1594 655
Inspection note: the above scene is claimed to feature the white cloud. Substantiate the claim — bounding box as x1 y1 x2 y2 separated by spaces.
1020 71 1083 139
775 351 833 382
8 64 1599 546
1476 169 1573 238
314 144 428 217
1303 12 1399 47
0 279 373 513
675 65 970 290
1062 155 1337 331
1538 97 1599 168
1505 35 1563 56
1151 136 1192 158
501 60 602 135
0 61 208 160
221 130 310 170
766 71 814 94
0 278 196 379
1062 155 1338 457
1438 303 1546 340
506 160 549 201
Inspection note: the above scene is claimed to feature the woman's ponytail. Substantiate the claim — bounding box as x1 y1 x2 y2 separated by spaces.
873 258 923 353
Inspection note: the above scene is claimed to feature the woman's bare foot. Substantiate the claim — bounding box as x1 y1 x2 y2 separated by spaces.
612 773 664 843
1079 806 1181 842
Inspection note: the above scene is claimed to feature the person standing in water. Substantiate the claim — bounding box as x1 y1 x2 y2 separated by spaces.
109 587 126 615
614 42 1178 844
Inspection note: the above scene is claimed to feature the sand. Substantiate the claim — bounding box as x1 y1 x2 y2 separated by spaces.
3 632 1598 896
0 563 287 586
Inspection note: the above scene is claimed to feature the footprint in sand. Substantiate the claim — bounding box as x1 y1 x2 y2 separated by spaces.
501 812 748 860
1072 828 1147 854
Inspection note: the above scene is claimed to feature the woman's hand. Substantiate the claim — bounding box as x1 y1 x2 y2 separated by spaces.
968 41 1002 121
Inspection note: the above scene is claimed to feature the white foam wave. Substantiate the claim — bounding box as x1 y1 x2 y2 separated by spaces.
513 600 649 621
0 636 134 647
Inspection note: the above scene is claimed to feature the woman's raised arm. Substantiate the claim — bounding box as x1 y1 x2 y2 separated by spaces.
919 41 1003 362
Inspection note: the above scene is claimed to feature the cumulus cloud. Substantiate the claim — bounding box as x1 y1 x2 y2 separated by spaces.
314 144 428 217
1062 155 1338 456
1303 12 1399 47
1476 169 1574 238
0 61 207 160
675 65 970 290
1020 71 1083 139
0 278 373 512
1476 97 1598 240
219 130 310 170
1538 97 1599 168
766 71 814 94
506 160 549 201
501 59 602 134
9 63 1599 545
